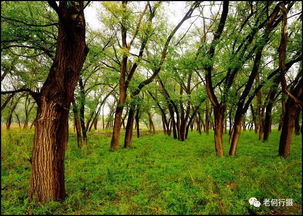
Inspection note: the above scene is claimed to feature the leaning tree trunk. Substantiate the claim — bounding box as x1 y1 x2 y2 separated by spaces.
29 2 87 203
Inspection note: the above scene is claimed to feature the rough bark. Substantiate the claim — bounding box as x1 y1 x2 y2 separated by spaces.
29 1 87 203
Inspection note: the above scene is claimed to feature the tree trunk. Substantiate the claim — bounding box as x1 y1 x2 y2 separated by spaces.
214 105 225 157
263 89 277 141
279 97 302 157
135 106 140 138
6 97 20 130
171 118 177 139
205 99 209 135
110 2 128 151
111 102 125 150
197 112 202 134
6 111 13 130
256 73 263 140
294 110 300 135
102 106 105 130
29 2 87 203
229 117 241 156
94 116 98 130
78 78 88 145
225 115 228 134
23 94 33 129
15 112 21 128
124 104 135 148
242 116 246 131
250 104 258 133
278 96 286 131
72 101 82 148
162 114 167 134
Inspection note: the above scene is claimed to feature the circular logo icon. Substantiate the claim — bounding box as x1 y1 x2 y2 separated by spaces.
249 197 261 208
249 197 257 205
253 200 261 207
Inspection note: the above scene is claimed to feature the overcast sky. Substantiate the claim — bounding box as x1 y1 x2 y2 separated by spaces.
85 2 196 30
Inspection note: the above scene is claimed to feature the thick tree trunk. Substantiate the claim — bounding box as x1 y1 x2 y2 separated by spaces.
278 78 302 156
30 99 69 202
279 98 301 157
214 105 225 157
29 2 87 203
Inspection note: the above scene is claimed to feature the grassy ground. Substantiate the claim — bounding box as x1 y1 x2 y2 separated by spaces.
1 128 302 215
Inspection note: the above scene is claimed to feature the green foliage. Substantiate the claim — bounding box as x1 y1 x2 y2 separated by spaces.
1 129 302 215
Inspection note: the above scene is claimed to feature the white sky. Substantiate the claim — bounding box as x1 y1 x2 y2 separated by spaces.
85 2 194 31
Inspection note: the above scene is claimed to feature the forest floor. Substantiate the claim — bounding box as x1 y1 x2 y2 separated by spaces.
1 128 302 215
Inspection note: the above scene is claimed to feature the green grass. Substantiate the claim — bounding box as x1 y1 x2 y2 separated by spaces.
1 128 302 215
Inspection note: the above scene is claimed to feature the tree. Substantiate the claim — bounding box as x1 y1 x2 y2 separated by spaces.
29 1 88 202
197 1 229 157
278 2 303 157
